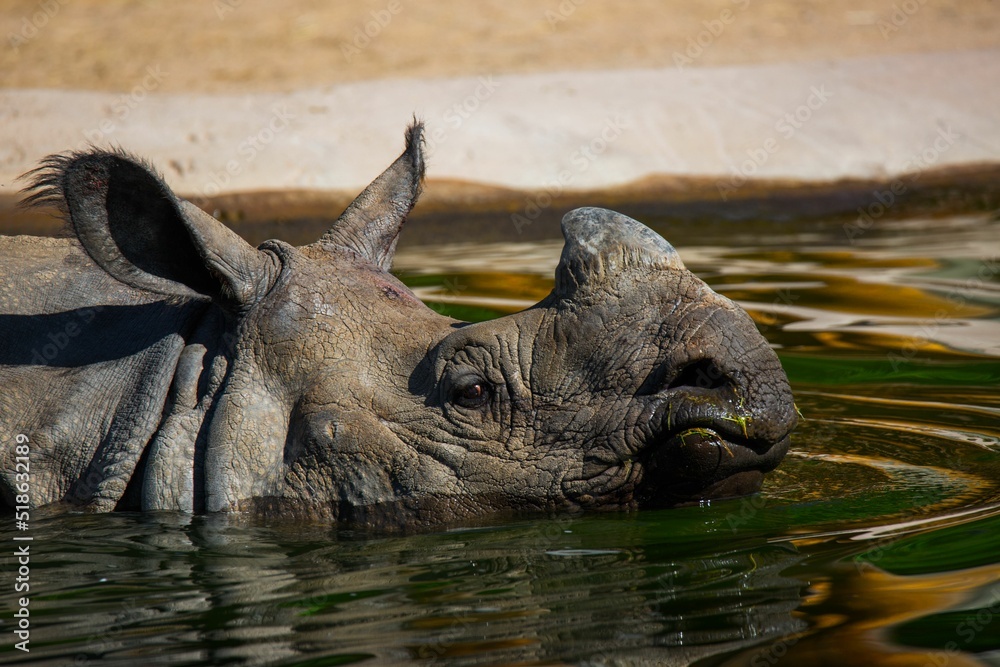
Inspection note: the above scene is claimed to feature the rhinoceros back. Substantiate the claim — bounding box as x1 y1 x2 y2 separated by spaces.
0 235 208 510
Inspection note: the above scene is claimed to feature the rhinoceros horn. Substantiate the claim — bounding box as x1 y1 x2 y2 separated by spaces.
554 207 686 297
315 122 425 270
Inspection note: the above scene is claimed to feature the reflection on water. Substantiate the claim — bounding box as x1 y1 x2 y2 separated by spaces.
395 213 1000 357
4 514 808 666
2 211 999 666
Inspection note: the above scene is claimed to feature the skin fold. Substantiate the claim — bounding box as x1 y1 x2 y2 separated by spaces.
0 123 796 530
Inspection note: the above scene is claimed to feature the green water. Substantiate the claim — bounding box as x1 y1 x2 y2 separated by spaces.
2 210 999 666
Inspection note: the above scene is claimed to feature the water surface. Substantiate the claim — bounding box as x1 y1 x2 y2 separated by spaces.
2 209 999 666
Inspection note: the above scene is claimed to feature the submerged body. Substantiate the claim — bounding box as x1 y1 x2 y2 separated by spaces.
0 124 796 529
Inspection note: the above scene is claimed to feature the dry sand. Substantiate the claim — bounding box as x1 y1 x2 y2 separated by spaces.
2 0 999 231
3 0 998 93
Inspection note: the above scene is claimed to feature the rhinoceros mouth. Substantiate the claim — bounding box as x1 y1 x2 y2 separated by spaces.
563 424 790 510
633 427 791 507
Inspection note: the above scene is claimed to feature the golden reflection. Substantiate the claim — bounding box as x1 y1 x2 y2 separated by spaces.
731 273 993 320
727 249 941 272
809 275 991 319
751 328 999 358
455 272 553 301
729 565 1000 667
810 331 966 355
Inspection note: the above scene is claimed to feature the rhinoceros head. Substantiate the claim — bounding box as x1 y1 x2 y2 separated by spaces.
27 123 796 528
414 207 797 519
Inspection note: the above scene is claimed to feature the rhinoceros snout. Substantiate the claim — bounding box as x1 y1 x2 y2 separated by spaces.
636 359 795 506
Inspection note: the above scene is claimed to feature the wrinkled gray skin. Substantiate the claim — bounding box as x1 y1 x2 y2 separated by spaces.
0 123 796 529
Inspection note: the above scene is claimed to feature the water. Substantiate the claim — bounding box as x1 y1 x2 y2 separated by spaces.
2 209 999 666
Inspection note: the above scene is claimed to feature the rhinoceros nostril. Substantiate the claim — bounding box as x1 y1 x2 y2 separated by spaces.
667 359 728 392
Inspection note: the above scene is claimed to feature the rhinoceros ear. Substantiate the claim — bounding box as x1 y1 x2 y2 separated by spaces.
22 150 275 306
554 207 686 297
314 121 425 270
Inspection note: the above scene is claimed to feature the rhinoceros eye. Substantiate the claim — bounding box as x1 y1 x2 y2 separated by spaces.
454 378 491 409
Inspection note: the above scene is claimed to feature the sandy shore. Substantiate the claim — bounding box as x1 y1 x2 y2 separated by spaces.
2 0 999 231
3 0 998 93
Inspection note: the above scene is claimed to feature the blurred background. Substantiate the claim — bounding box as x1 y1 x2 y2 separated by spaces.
3 4 1000 667
2 0 998 92
2 0 999 232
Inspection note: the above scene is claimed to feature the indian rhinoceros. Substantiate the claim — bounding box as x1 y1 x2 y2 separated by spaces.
0 123 796 528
